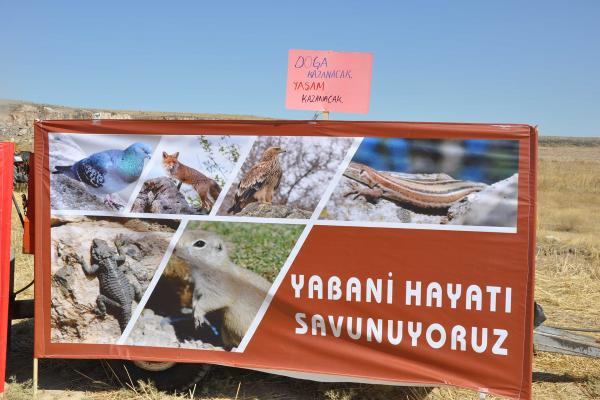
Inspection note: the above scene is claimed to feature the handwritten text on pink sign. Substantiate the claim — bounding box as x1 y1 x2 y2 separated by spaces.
286 49 373 114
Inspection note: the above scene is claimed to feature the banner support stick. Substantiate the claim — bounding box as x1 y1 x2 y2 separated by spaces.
322 110 330 120
33 357 38 398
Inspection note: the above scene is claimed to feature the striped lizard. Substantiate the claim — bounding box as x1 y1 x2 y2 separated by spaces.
343 162 487 211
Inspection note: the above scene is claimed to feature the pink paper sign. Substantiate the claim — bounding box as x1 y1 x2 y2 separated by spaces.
286 49 373 114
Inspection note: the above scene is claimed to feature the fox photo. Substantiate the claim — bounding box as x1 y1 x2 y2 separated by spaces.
125 221 305 351
217 136 354 218
49 133 160 212
130 135 250 215
321 138 520 228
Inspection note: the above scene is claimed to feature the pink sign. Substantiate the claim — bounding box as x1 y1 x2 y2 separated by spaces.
286 49 373 114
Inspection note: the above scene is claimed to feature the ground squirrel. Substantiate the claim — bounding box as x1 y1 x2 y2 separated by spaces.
173 229 271 348
162 151 222 211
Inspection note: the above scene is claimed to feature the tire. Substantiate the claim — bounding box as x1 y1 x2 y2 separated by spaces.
106 360 211 393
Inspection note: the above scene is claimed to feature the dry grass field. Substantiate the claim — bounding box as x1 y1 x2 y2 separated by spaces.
3 137 600 400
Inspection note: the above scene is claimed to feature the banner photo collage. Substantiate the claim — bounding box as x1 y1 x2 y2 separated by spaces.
35 120 536 399
47 133 520 350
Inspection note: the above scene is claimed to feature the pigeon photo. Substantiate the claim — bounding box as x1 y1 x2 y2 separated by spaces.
49 134 160 211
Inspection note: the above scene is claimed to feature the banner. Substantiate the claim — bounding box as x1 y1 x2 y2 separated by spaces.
34 120 536 399
0 142 14 394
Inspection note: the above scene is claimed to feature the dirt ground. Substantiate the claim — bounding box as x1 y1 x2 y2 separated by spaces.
3 140 600 399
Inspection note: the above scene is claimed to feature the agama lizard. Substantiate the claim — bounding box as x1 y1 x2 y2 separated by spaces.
76 236 142 332
344 162 487 211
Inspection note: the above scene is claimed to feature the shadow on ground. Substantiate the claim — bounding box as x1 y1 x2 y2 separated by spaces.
532 371 588 384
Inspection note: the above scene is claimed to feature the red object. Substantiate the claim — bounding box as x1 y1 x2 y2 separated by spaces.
0 142 14 394
33 120 536 399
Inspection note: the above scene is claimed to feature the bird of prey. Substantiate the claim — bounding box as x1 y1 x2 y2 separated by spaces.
53 142 152 209
227 146 286 214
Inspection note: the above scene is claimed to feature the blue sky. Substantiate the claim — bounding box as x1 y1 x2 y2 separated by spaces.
1 1 599 136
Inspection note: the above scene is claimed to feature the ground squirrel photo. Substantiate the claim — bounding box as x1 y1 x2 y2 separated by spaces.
136 221 305 350
174 229 271 348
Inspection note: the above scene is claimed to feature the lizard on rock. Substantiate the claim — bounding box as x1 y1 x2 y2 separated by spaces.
76 236 142 332
343 162 487 212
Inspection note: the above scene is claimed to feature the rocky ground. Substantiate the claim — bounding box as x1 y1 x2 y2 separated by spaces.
322 172 518 227
0 99 265 151
0 100 133 147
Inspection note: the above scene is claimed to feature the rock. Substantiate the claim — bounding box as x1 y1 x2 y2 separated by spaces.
448 173 518 227
125 309 223 351
49 135 125 210
131 177 201 214
236 202 312 219
50 218 175 344
125 309 181 348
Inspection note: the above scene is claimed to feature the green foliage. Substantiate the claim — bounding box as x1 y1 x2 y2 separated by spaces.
186 195 201 210
197 135 240 187
188 221 304 282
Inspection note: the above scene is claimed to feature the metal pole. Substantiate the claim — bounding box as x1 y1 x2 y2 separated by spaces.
12 193 25 228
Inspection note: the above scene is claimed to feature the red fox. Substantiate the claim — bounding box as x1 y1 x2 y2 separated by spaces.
162 152 222 211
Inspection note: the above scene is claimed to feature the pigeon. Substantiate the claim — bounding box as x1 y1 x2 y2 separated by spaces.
53 142 152 209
